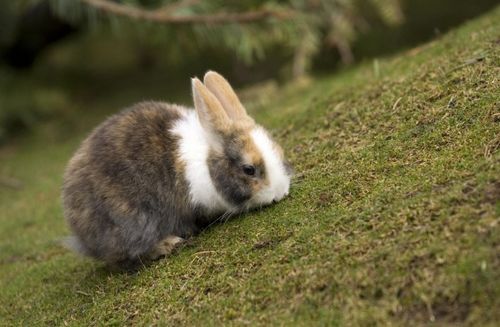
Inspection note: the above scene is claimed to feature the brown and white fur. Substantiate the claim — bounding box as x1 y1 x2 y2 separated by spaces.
62 71 291 269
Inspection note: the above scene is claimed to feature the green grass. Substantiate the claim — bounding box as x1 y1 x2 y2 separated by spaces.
1 6 499 326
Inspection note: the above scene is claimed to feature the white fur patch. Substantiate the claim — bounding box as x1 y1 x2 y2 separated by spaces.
250 127 291 206
171 109 232 214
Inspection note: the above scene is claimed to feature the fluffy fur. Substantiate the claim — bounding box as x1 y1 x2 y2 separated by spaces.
62 71 291 268
171 110 232 214
249 127 290 206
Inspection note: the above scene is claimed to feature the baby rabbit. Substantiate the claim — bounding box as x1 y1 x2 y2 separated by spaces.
62 71 291 268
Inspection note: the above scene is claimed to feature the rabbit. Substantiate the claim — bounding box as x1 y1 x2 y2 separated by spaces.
62 71 292 269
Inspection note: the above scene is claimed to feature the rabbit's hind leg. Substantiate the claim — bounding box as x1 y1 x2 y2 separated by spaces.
148 235 184 260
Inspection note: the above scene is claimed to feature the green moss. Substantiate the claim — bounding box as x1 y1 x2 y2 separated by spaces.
1 6 499 326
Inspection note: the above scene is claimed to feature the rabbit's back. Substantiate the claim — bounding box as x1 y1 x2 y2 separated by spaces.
62 102 198 264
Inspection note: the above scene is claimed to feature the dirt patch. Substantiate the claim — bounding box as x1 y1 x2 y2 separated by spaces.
483 180 500 205
315 192 335 208
252 232 293 251
399 293 473 324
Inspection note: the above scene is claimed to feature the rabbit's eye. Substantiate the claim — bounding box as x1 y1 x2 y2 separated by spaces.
242 165 256 176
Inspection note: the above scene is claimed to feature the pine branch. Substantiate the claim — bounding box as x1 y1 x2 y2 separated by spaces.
80 0 296 25
157 0 199 14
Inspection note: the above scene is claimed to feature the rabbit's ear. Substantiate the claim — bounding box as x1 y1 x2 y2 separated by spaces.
192 77 231 136
203 71 254 125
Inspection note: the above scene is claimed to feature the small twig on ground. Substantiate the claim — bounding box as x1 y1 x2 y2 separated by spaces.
75 290 91 297
192 250 217 256
447 96 456 108
448 54 488 73
484 136 500 159
392 97 403 111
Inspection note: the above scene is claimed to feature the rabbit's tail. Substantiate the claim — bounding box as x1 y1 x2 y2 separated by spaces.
62 236 90 256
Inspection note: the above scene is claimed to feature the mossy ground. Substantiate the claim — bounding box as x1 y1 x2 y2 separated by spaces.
1 6 499 326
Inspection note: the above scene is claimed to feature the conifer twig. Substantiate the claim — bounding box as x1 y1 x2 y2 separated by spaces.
80 0 295 25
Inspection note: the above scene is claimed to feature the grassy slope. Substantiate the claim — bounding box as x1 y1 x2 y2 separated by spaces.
1 7 499 326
